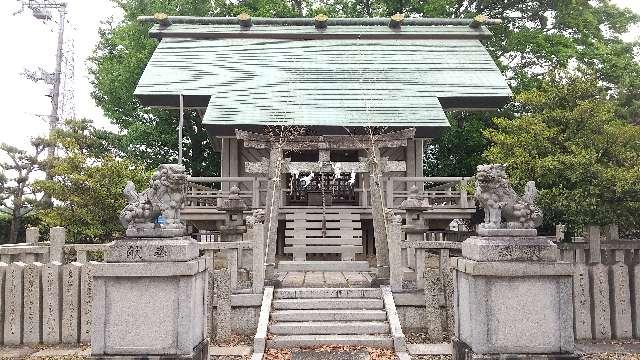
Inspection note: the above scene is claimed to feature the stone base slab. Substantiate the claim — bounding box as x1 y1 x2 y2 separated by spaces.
105 237 199 263
454 263 575 355
454 258 573 277
462 236 559 262
91 338 209 360
92 258 208 358
125 226 186 238
477 228 538 237
453 338 578 360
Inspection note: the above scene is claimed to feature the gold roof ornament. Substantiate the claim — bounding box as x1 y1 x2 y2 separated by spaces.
389 13 404 29
153 13 171 27
314 14 329 29
238 13 252 28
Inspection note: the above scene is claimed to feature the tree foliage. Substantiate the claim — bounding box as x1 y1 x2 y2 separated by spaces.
484 73 640 233
0 141 46 243
33 119 149 243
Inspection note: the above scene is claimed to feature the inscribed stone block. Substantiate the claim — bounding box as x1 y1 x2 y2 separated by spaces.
589 263 612 340
214 268 232 341
62 262 81 343
80 262 96 343
4 262 26 345
424 267 445 342
572 263 592 340
633 263 640 338
42 262 62 344
23 262 43 344
0 262 7 343
609 259 632 339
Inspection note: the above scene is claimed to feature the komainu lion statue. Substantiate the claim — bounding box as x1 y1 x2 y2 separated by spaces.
119 164 187 236
475 164 543 230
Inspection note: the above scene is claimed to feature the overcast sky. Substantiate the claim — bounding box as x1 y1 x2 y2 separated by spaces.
0 0 638 151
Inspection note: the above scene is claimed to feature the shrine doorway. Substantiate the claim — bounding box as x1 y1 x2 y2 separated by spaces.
284 149 361 207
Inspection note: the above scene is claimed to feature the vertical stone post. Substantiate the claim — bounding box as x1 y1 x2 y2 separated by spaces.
609 250 632 339
385 211 403 291
633 250 640 338
264 147 283 281
49 227 66 263
573 248 592 340
80 261 96 343
0 262 7 344
62 262 82 344
43 261 62 344
23 262 43 345
369 145 389 281
249 210 266 293
25 227 39 244
214 269 232 342
4 262 26 345
424 252 444 342
587 225 612 340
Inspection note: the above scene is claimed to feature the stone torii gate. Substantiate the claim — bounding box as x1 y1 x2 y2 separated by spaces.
236 128 415 283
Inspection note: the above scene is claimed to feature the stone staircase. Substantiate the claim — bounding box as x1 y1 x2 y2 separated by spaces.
266 288 395 348
279 209 369 272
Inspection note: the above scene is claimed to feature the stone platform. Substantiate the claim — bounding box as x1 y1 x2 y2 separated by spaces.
275 271 374 288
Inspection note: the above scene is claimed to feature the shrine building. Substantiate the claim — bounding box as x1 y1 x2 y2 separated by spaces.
134 14 511 278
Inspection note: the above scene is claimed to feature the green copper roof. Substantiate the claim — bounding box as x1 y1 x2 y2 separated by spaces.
135 22 512 137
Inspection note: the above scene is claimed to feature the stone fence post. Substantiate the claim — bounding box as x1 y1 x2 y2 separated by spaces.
25 227 39 244
49 227 66 263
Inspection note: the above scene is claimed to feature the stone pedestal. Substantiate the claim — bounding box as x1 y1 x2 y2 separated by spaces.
91 237 209 359
452 234 576 360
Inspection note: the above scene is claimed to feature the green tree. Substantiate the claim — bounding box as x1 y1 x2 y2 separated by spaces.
33 119 149 243
0 141 46 243
484 73 640 233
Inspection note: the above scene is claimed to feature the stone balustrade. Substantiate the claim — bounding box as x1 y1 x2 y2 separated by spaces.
558 225 640 341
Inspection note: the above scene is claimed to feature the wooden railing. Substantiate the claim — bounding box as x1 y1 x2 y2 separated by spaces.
186 176 268 209
184 176 476 212
385 177 474 209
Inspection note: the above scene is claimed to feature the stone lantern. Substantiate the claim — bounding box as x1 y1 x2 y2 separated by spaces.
399 185 431 234
218 185 248 241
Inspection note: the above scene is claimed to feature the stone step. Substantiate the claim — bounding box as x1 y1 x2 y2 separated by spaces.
274 287 381 299
269 321 389 335
283 245 363 255
267 334 393 348
271 309 387 322
278 260 370 272
272 298 384 310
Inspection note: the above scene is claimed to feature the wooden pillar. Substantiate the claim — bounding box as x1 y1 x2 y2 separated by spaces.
220 138 230 191
415 139 424 178
229 138 239 179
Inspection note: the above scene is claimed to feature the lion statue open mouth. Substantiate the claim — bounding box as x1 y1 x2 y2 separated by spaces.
119 164 187 236
475 164 543 230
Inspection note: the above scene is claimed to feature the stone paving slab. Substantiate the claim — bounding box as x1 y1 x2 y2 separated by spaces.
276 271 373 288
29 347 91 358
408 343 452 355
0 346 37 359
209 345 253 356
576 342 640 354
292 350 370 360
